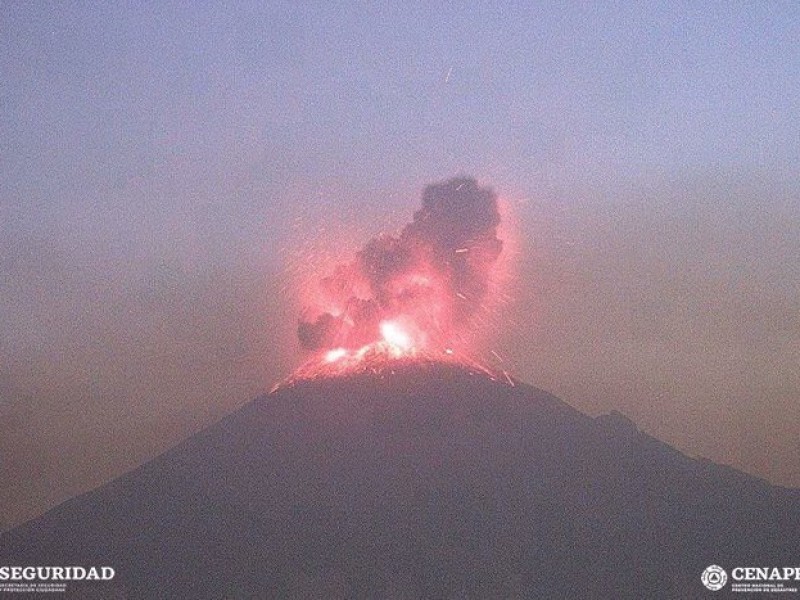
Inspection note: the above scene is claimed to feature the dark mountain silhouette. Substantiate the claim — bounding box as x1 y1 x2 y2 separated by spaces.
3 363 799 598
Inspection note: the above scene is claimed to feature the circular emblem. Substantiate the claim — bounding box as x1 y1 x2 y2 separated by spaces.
701 565 728 591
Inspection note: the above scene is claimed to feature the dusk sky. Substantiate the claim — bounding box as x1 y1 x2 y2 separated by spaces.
1 2 798 527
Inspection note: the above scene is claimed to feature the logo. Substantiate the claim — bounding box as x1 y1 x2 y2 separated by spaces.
0 566 115 594
702 565 728 591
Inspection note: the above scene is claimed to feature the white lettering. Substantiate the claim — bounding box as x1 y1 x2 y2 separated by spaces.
732 567 800 581
0 565 115 582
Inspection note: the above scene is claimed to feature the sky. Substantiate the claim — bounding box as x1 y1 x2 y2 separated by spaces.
1 2 798 528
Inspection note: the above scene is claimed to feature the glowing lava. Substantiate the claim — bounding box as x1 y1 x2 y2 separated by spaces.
285 176 515 383
314 321 417 373
379 321 413 353
324 347 348 363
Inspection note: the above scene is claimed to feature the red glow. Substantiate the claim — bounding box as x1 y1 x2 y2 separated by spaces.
324 347 348 363
380 321 414 353
282 178 519 384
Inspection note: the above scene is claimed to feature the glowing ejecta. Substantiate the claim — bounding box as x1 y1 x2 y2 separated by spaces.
324 347 347 363
297 177 503 356
380 321 413 352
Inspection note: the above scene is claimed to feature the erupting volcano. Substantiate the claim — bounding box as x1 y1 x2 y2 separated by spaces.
293 177 507 380
4 363 800 598
4 174 800 598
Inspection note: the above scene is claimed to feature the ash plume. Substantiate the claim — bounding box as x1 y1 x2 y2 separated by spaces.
298 177 503 351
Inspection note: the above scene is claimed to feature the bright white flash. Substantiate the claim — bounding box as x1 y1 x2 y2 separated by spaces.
324 347 347 363
380 321 413 351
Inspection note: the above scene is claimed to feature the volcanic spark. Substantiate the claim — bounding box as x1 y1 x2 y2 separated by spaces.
293 176 507 379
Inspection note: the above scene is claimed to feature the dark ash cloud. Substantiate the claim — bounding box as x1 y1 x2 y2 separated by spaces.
298 177 502 351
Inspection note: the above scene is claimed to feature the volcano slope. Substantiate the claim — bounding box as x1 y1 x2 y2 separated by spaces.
3 362 799 598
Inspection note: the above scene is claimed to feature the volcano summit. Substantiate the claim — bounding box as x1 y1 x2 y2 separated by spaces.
3 364 799 598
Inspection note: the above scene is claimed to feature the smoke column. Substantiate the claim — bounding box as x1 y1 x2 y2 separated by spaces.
298 177 503 355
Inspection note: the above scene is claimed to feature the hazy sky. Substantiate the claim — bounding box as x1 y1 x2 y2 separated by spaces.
1 2 798 527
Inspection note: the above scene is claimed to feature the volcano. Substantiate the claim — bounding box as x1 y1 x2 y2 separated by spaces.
3 364 799 598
